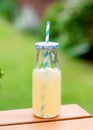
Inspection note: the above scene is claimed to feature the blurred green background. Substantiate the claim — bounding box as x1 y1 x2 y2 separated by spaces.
0 0 93 114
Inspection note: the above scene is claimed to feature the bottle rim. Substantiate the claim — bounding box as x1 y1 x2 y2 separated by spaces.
35 42 59 49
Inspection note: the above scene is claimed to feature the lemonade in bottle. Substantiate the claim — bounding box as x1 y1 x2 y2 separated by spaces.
32 42 61 118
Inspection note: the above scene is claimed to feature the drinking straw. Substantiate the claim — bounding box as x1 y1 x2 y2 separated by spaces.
44 21 50 68
40 21 50 117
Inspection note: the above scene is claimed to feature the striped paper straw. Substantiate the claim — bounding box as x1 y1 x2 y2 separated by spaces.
40 21 50 117
45 21 50 43
44 21 50 68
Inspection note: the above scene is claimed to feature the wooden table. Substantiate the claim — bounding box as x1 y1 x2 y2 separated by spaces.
0 104 92 130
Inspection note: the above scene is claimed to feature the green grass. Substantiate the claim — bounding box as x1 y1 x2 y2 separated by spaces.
59 54 93 114
0 18 93 115
0 18 36 110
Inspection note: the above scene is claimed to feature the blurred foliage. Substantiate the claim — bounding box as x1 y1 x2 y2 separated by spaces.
43 0 93 58
0 0 18 21
42 2 63 40
0 68 3 78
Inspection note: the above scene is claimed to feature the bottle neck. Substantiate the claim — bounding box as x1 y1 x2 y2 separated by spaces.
35 48 59 69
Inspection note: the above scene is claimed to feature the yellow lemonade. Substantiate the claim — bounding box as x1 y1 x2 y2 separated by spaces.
32 67 61 118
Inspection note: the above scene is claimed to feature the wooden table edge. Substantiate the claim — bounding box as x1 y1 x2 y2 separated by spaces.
0 115 92 127
0 104 92 126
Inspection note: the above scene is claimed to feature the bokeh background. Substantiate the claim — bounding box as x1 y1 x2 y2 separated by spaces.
0 0 93 114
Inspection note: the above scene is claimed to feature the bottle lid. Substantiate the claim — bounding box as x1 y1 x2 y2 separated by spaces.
35 42 59 49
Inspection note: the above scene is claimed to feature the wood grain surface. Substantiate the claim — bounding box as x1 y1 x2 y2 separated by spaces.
0 104 91 126
0 118 93 130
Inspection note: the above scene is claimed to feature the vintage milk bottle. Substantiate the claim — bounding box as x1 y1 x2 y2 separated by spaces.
32 42 61 118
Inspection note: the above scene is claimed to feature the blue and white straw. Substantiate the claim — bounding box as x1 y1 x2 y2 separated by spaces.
44 21 50 68
40 21 50 117
45 21 50 44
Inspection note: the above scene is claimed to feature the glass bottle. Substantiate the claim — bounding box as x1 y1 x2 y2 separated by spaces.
32 42 61 118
